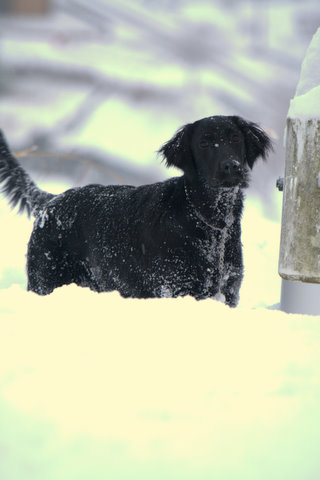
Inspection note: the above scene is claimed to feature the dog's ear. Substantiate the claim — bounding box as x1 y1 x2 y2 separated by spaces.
158 123 194 173
231 116 273 169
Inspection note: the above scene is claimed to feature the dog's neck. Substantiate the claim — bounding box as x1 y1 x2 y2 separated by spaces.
183 177 243 231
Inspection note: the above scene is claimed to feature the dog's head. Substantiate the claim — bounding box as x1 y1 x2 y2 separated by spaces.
158 115 272 188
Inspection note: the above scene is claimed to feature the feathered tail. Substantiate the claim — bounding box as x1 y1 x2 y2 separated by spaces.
0 131 54 217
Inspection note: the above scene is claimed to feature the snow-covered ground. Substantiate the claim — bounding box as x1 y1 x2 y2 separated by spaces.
1 285 320 480
1 1 320 478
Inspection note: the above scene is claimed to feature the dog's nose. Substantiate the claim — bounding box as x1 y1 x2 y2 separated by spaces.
224 160 241 175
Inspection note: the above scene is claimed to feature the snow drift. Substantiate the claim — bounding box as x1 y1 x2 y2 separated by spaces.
0 284 320 480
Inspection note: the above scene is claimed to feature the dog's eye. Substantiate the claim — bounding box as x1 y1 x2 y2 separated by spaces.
230 132 242 143
199 139 210 149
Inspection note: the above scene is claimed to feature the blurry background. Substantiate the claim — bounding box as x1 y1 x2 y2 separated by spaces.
1 0 320 221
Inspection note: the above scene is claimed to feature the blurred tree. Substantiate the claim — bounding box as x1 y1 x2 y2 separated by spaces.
0 0 50 15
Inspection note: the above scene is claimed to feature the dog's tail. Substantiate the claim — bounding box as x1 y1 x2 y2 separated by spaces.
0 130 55 217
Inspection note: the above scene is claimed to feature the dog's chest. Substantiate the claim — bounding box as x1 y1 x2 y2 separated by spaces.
199 224 232 276
192 188 240 260
193 190 241 296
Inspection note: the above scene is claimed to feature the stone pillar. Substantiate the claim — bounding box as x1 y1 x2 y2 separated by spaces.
279 118 320 283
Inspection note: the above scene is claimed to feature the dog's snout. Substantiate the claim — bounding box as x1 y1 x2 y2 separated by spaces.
223 160 241 175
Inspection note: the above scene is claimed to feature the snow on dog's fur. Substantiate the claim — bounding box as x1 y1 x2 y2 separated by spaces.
0 116 271 306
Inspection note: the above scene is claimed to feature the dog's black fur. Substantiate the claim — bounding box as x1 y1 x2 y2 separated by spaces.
0 116 271 306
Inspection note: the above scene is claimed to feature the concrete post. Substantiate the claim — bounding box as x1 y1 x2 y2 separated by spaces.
278 28 320 315
279 118 320 283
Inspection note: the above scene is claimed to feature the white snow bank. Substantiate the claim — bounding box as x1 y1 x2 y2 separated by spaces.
0 284 319 479
288 84 320 120
288 28 320 119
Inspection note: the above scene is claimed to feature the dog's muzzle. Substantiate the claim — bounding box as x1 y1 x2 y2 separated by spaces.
220 159 246 187
222 159 241 176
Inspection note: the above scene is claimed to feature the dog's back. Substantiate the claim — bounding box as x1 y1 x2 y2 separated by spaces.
26 178 194 296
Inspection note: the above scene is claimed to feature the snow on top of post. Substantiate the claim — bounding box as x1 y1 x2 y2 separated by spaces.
288 28 320 120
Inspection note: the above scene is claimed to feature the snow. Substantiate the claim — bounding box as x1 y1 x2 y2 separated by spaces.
1 282 320 479
288 28 320 119
288 85 320 120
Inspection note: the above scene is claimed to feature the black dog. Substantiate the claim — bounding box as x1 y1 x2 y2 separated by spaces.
0 116 271 306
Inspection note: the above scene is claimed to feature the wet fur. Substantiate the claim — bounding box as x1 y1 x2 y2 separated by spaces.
0 116 271 306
